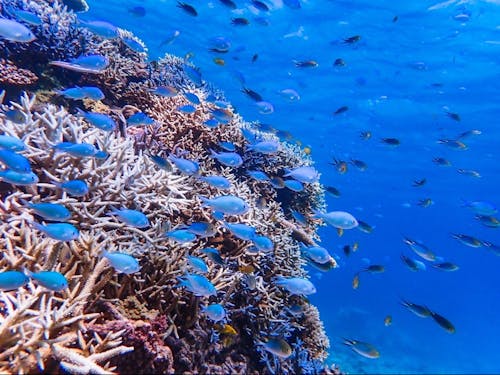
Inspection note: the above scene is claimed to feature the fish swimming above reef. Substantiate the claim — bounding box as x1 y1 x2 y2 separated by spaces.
50 54 109 74
21 200 71 222
202 303 226 321
102 251 140 274
76 108 116 131
283 166 319 184
77 19 119 39
257 337 293 358
56 86 105 101
0 18 36 42
178 273 217 297
108 207 150 228
54 179 88 197
0 271 29 291
199 195 249 215
312 209 358 230
25 270 68 292
0 170 39 185
29 222 79 241
275 276 316 295
0 135 26 151
343 338 380 359
0 149 31 173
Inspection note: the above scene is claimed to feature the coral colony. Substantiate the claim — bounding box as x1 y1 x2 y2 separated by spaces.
0 0 346 373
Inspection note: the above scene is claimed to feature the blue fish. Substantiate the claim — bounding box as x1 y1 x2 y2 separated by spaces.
252 235 274 252
77 19 118 39
284 179 304 192
247 170 270 182
241 128 259 143
202 303 226 321
50 54 109 74
199 175 232 190
0 134 26 151
187 222 216 237
168 154 200 176
108 207 150 228
187 255 209 273
209 149 243 168
199 195 249 215
256 101 274 114
166 229 197 243
76 108 116 131
55 179 88 196
183 64 202 85
290 210 307 226
218 141 236 152
300 245 331 264
26 270 68 291
223 222 256 241
201 247 225 265
247 140 280 154
56 86 104 100
31 222 79 241
178 104 197 114
210 108 232 124
149 85 178 97
148 154 173 171
275 276 316 295
178 273 217 297
21 200 71 221
11 9 42 26
127 112 155 126
0 149 31 172
102 251 140 274
184 92 201 105
122 37 146 53
0 18 36 42
203 118 219 128
0 170 38 185
4 109 25 124
53 142 99 158
0 271 29 291
283 166 319 184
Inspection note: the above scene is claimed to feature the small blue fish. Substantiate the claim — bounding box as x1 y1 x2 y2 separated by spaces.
284 179 304 192
290 210 307 226
127 112 155 126
178 273 216 297
53 142 99 158
31 222 79 241
301 245 331 264
210 108 232 124
218 141 236 152
200 195 249 215
256 101 274 114
168 154 200 176
184 92 200 105
108 207 150 228
54 179 88 196
247 170 270 182
283 166 319 184
178 104 197 114
187 222 216 237
21 199 71 221
148 154 173 171
223 222 256 241
247 140 279 154
0 170 38 185
202 247 225 265
0 149 31 172
461 200 497 216
241 128 259 143
203 118 219 128
0 134 26 151
50 54 109 74
0 271 29 291
77 19 118 39
122 37 146 53
183 64 202 85
150 86 178 97
202 303 226 321
252 235 274 252
199 175 232 190
56 86 104 100
102 251 140 274
166 229 197 243
209 149 243 168
275 276 316 295
312 209 358 230
76 108 116 131
187 255 209 273
26 270 68 291
0 18 36 42
11 9 42 25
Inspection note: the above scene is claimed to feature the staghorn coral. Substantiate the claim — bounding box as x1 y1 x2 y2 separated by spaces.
0 1 335 373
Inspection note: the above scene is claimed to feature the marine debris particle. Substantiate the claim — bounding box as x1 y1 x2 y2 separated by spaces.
0 1 334 374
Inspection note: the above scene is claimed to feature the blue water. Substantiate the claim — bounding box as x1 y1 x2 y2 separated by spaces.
85 1 500 373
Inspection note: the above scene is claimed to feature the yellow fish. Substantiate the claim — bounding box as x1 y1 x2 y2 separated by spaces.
384 315 392 326
337 228 344 237
213 57 225 66
352 273 360 289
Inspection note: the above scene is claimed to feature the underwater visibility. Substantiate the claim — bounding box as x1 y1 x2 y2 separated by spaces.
0 0 498 374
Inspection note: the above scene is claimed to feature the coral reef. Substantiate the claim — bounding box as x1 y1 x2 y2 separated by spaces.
0 0 337 374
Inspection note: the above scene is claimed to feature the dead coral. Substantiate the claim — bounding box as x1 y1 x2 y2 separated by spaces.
0 58 38 86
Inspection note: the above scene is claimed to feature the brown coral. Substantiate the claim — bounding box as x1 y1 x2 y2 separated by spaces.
0 59 38 86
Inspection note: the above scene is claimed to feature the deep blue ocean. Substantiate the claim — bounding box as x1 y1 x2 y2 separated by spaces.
84 0 500 373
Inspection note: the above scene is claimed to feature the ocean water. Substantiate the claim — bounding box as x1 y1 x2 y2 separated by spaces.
10 0 499 373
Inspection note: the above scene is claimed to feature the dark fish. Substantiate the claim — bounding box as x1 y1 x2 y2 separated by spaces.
363 265 385 273
252 53 258 63
252 0 270 11
392 15 399 22
432 262 459 271
61 0 89 12
325 186 340 198
241 87 263 102
400 299 431 318
333 58 346 66
381 138 400 146
334 106 349 115
350 159 367 171
475 215 500 228
343 35 361 44
343 244 351 256
446 111 460 121
232 17 250 26
360 131 372 140
294 60 318 68
412 178 426 187
219 0 237 9
433 157 451 166
177 2 198 16
128 6 146 17
400 254 419 271
430 311 456 333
